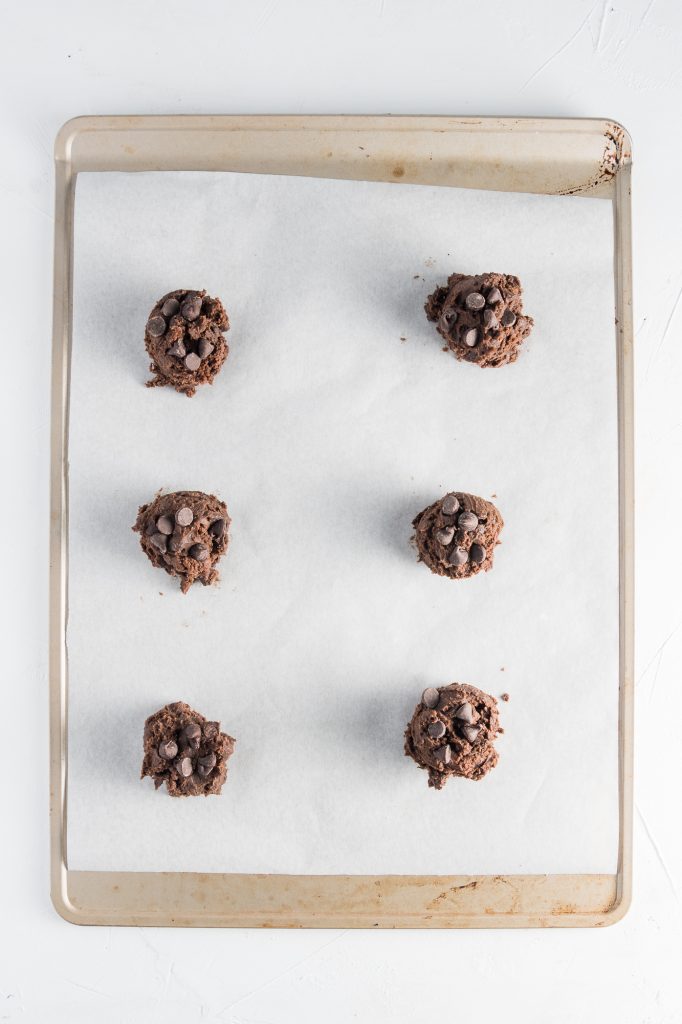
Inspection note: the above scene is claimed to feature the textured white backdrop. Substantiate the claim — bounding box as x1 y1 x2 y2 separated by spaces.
1 0 680 1022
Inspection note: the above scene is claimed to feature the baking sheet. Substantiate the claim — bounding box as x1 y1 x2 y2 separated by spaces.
67 170 618 875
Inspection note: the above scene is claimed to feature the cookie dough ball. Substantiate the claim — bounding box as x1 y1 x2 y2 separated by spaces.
404 683 501 789
141 701 235 797
133 490 230 594
412 491 503 580
145 289 229 396
425 273 533 368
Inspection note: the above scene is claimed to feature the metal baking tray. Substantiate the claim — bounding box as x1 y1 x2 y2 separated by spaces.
50 115 633 927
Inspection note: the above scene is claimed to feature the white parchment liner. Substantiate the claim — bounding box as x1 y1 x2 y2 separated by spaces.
67 171 618 874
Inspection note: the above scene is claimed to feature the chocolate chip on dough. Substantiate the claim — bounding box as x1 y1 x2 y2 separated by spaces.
453 702 475 724
156 516 174 536
188 544 209 562
176 507 194 527
175 756 193 778
441 494 460 516
465 292 485 311
147 316 166 337
184 352 202 371
422 687 440 709
469 543 486 564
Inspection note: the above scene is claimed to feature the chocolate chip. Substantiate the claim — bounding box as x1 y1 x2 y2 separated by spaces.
197 338 214 359
439 309 458 334
208 518 225 539
147 315 166 337
203 722 219 740
465 291 485 311
150 532 167 553
197 763 214 778
167 340 186 359
156 515 174 536
486 287 502 305
158 740 178 760
188 543 209 561
469 543 486 564
184 352 202 371
161 297 180 317
145 520 158 536
453 702 475 724
434 744 451 764
435 526 455 546
427 721 446 738
176 507 194 527
460 724 480 743
441 494 460 516
422 687 440 708
446 546 468 567
181 294 202 321
184 723 201 748
463 327 479 347
457 511 478 532
198 753 217 769
483 308 499 330
501 309 516 327
168 534 182 552
175 756 193 778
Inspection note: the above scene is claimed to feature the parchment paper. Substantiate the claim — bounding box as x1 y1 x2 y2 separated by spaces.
67 171 619 874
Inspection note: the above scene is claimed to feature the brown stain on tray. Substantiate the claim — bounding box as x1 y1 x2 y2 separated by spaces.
426 881 479 909
558 122 629 195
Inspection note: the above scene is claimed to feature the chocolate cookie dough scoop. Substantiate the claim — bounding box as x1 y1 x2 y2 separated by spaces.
133 489 230 593
405 683 501 789
412 491 503 579
145 288 229 396
425 272 533 367
142 701 235 796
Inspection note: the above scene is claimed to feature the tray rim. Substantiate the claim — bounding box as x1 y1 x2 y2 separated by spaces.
50 114 633 929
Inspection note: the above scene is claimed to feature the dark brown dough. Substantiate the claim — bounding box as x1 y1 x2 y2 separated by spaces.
404 682 501 789
145 289 229 397
133 490 230 594
141 701 235 797
412 491 503 580
425 272 533 368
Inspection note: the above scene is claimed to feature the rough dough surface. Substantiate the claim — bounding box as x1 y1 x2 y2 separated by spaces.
145 288 229 397
425 272 533 368
412 491 503 579
133 490 230 593
141 701 235 797
404 683 501 789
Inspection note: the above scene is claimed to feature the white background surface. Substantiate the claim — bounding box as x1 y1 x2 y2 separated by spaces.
68 173 618 875
1 0 680 1021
